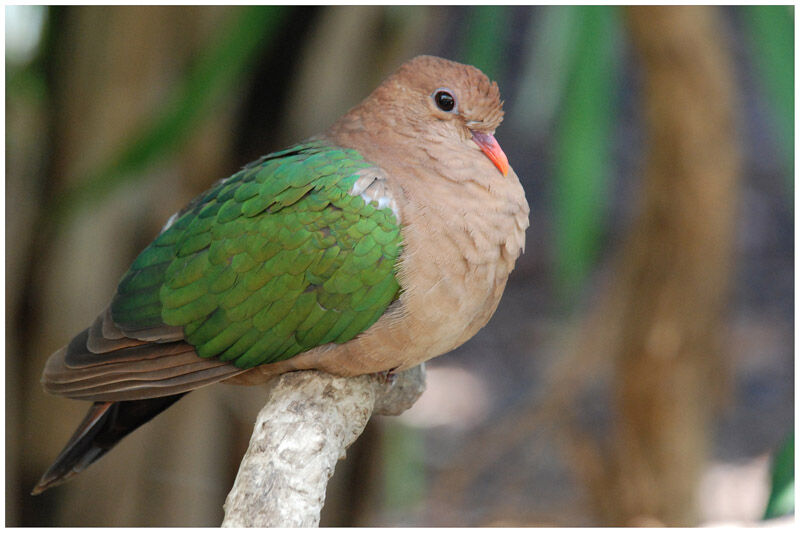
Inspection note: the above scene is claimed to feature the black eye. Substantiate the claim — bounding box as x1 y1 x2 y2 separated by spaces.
433 89 456 112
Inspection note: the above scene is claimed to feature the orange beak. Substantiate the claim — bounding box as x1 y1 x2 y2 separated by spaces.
471 130 509 176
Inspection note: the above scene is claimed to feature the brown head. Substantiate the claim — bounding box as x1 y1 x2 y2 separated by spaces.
328 55 510 176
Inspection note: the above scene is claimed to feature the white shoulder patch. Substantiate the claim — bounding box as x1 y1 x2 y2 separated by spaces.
160 211 180 234
349 167 400 221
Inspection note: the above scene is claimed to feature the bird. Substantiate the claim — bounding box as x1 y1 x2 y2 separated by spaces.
32 55 529 495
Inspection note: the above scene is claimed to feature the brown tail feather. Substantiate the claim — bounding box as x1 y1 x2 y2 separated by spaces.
31 393 186 495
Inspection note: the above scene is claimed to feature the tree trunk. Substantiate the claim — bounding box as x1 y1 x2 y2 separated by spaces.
587 5 740 526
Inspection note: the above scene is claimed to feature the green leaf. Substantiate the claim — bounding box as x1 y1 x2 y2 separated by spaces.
460 5 510 81
552 6 622 301
764 433 795 520
741 6 794 193
382 420 426 511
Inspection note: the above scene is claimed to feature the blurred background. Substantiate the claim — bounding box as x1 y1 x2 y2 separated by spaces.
5 5 793 527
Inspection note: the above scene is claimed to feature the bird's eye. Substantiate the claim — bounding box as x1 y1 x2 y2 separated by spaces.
433 89 456 112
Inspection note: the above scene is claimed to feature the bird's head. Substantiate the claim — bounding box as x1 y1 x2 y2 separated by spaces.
335 55 510 177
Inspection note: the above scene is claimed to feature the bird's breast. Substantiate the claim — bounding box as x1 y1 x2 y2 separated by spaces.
394 174 528 362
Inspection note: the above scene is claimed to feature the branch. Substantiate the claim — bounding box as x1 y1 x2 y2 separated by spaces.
221 365 426 527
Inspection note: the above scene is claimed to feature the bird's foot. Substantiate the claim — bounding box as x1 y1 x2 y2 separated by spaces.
375 368 398 386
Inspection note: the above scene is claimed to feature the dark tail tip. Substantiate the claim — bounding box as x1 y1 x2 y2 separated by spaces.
32 401 115 495
31 393 186 495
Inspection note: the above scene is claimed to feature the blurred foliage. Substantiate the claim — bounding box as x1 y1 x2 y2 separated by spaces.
741 5 794 187
382 421 426 513
459 6 510 81
764 433 795 519
52 6 288 220
552 6 621 301
513 6 578 135
5 6 48 123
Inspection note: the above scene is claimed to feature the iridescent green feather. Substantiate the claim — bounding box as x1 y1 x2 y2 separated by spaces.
110 141 402 369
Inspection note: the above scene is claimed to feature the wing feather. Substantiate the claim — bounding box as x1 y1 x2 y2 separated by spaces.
42 142 402 401
43 319 243 401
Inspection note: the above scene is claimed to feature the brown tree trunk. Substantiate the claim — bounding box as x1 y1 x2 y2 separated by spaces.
587 6 740 525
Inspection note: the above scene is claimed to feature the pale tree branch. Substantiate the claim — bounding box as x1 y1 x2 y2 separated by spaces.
221 365 426 527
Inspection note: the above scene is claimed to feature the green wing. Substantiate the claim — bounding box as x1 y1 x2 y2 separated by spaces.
110 141 402 369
